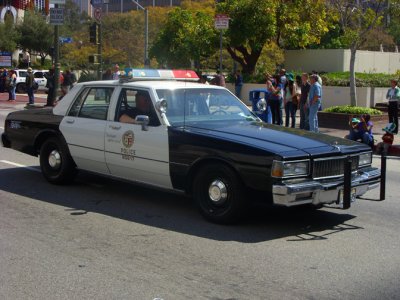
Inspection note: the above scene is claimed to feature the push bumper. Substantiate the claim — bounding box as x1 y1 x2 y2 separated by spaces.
272 167 381 207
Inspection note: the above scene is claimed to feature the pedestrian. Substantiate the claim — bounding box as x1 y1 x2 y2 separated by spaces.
267 75 283 125
279 69 287 87
199 75 209 85
7 70 16 101
234 70 243 98
25 67 35 105
102 68 113 80
112 64 120 80
1 68 8 93
69 68 77 89
386 79 400 134
44 68 55 106
283 74 299 128
308 74 322 133
376 123 396 155
61 69 72 96
347 114 374 147
300 73 311 130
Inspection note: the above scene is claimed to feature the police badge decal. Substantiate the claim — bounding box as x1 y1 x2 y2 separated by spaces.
121 130 136 160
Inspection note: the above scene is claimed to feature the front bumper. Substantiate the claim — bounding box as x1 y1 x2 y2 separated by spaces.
272 167 380 207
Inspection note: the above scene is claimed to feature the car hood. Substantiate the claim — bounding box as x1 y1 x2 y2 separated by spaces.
185 121 369 158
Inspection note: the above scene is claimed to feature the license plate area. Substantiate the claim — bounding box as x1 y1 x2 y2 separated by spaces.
337 188 356 205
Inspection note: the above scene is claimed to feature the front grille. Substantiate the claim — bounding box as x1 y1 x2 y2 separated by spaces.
312 156 359 179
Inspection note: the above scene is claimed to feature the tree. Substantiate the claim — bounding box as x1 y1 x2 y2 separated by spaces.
0 18 20 54
217 0 329 74
150 8 218 68
16 11 53 66
328 0 399 106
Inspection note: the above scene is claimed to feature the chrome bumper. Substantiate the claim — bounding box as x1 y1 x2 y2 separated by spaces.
272 167 381 207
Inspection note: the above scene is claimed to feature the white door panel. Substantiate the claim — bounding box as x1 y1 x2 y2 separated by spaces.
60 117 109 174
105 121 172 189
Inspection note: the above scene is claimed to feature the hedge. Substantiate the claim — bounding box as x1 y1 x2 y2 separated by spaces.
323 105 383 115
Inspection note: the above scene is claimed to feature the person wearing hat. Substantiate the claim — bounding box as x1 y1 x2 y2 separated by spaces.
347 114 374 147
376 123 396 155
308 74 322 132
283 73 299 128
25 67 35 105
386 79 400 134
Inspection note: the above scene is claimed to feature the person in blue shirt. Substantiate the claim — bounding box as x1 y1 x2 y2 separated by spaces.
307 74 322 132
348 114 374 146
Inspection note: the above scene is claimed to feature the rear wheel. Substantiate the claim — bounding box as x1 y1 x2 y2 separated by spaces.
40 137 76 184
193 163 247 224
16 83 26 94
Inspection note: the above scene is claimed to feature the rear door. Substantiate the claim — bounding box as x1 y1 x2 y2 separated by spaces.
60 86 115 174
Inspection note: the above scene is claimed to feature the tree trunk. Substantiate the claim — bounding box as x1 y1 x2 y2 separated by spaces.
349 46 357 106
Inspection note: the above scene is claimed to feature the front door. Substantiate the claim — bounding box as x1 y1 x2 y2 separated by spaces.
104 88 172 189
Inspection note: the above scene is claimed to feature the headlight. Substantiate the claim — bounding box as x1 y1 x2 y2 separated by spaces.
358 152 372 167
271 160 310 178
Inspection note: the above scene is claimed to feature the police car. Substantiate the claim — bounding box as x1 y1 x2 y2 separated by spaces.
1 69 381 223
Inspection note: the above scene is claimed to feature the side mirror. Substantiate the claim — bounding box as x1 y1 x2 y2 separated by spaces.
156 98 168 114
135 115 149 131
256 99 267 112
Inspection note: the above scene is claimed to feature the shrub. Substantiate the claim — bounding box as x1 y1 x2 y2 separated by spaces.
323 105 382 115
321 72 396 87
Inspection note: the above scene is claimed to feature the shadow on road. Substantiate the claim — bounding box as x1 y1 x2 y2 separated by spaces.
0 167 360 243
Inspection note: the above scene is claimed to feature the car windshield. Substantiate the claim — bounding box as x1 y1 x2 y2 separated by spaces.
156 88 257 126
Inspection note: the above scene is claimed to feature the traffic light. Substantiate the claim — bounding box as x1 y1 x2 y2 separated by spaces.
89 23 98 44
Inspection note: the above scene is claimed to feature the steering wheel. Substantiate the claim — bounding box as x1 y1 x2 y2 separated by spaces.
211 109 228 115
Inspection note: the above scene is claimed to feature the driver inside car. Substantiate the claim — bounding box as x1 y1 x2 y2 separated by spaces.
119 91 160 126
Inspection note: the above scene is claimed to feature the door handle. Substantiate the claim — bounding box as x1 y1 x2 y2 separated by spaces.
66 119 75 124
109 125 121 130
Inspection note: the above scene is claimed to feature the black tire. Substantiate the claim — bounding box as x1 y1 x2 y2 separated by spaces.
39 137 76 184
16 83 26 94
193 163 247 224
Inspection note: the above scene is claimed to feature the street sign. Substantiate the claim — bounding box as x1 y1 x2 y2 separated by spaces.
59 37 73 43
94 8 102 22
214 14 229 30
50 8 64 25
91 0 103 7
49 0 65 4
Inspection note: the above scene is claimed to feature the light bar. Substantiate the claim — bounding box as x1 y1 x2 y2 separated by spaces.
121 68 199 82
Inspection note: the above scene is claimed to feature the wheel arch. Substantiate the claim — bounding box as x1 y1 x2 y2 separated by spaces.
186 157 245 194
34 130 74 166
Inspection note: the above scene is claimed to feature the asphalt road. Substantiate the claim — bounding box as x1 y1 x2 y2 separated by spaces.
1 107 400 300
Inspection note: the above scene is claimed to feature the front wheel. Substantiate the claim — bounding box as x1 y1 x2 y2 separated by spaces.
193 163 247 224
16 83 26 94
40 137 76 184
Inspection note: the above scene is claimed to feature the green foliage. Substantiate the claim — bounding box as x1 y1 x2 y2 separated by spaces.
0 19 20 54
323 105 382 115
321 72 397 87
150 8 218 68
16 11 53 66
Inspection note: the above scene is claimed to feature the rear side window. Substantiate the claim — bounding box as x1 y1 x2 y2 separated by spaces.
68 87 114 120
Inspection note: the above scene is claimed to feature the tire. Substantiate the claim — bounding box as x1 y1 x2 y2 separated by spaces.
39 137 76 184
16 83 26 94
193 163 247 224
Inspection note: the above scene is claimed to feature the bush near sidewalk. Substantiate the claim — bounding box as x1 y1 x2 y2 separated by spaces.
323 105 383 115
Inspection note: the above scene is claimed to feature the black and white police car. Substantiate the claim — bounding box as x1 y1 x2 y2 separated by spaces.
1 69 381 223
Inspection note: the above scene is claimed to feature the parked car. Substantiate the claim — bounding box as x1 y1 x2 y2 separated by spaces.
14 69 48 93
1 69 381 224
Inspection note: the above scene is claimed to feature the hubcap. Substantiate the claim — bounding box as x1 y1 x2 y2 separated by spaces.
208 180 228 203
48 150 61 169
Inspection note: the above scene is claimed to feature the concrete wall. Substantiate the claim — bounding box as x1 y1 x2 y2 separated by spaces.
227 83 390 109
285 49 400 74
